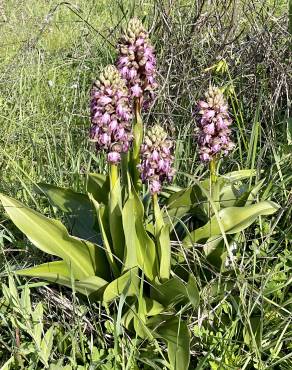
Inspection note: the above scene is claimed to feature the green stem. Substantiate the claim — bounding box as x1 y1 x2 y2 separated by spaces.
152 193 163 237
121 152 128 187
210 159 217 184
110 163 118 190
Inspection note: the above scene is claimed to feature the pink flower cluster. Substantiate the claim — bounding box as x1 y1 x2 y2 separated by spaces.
117 18 157 108
90 65 133 164
138 125 175 194
195 86 235 162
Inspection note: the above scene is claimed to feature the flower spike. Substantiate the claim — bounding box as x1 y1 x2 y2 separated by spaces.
194 86 235 162
138 125 175 194
90 65 133 164
117 17 157 109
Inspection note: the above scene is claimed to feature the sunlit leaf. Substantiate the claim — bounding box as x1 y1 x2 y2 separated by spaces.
184 200 279 246
103 268 139 303
0 194 102 280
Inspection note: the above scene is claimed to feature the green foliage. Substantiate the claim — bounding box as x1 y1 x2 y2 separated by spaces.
0 166 279 369
0 0 290 369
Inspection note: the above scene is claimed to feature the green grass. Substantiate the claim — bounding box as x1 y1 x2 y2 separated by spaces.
1 0 291 369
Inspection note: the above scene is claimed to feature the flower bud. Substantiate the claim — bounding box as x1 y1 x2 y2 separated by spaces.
194 86 235 162
138 125 175 194
90 65 132 164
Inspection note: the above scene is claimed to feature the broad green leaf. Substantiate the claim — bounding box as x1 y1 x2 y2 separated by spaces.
132 297 165 340
103 268 139 303
16 260 77 290
151 275 199 308
144 297 165 316
220 169 256 182
149 316 190 370
153 196 170 281
131 188 158 281
35 183 97 241
184 200 280 246
90 196 120 278
122 195 138 271
0 194 98 280
35 183 89 213
108 174 125 262
75 275 108 296
203 236 226 269
157 225 171 281
16 261 108 296
87 173 110 204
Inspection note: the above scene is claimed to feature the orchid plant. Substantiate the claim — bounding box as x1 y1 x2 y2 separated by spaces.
0 18 279 370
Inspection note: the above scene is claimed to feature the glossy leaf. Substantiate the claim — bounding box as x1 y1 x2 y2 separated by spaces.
153 195 170 281
157 225 171 281
75 275 108 296
103 268 139 303
131 188 158 281
184 200 279 245
16 260 108 295
122 194 138 271
108 173 125 263
0 194 98 280
90 196 120 278
220 169 257 182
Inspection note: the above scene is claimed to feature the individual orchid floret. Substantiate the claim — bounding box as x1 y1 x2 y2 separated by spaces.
138 125 175 194
194 86 235 162
117 17 157 108
90 65 132 164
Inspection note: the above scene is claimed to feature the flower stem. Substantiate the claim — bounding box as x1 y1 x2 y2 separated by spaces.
210 159 217 184
121 152 128 186
110 163 118 190
152 193 163 237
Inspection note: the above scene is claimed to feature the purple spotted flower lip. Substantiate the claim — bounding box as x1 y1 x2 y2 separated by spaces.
117 17 157 109
194 86 235 162
90 65 133 164
138 125 175 194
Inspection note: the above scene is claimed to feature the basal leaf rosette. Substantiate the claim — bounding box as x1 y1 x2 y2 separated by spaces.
117 17 157 109
194 86 235 162
90 65 133 164
138 125 175 194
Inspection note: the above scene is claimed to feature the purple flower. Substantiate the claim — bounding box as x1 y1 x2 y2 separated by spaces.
150 180 161 194
108 151 121 164
194 86 235 162
138 125 175 194
117 18 158 109
131 84 143 98
90 65 133 163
